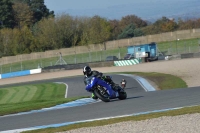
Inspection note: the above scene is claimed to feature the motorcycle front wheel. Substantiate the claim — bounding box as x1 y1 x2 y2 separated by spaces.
94 87 110 102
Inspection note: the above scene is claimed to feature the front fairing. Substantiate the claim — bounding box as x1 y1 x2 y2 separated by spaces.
85 77 109 91
84 76 94 85
85 77 98 91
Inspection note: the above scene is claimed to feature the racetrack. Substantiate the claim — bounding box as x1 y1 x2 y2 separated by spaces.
0 58 200 132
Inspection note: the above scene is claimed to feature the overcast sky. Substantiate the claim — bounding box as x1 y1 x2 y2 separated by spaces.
44 0 135 10
44 0 200 21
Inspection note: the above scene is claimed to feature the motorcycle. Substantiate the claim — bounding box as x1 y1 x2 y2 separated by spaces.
89 76 127 102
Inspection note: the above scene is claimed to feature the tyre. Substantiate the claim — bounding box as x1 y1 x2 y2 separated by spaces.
118 91 127 100
94 87 110 102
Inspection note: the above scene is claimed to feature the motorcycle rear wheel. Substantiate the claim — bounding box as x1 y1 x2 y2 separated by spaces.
118 88 127 100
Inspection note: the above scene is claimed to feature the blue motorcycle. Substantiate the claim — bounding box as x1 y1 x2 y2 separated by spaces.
86 76 127 102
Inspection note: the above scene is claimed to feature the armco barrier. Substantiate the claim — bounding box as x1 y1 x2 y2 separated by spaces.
114 59 139 66
181 53 194 59
0 68 42 79
42 61 114 72
0 59 136 79
42 63 88 72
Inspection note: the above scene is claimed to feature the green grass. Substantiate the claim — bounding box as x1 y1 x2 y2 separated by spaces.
1 38 199 74
122 72 187 90
0 83 87 116
158 38 200 55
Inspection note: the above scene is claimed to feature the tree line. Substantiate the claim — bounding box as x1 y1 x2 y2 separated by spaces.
0 0 200 57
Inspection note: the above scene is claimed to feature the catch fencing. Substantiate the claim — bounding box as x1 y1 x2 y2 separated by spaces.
1 28 200 65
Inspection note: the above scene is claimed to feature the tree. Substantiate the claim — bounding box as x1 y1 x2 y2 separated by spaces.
109 19 121 40
88 15 111 44
119 15 147 30
0 0 15 28
161 20 178 32
153 16 178 33
34 14 77 51
79 17 90 46
0 31 3 57
12 26 34 54
0 28 15 56
178 19 200 30
71 16 83 47
12 2 34 29
12 0 54 23
134 28 144 37
29 0 54 23
55 14 76 48
141 25 158 35
118 23 136 39
34 17 58 51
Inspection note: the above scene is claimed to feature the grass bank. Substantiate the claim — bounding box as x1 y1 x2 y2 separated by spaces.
122 72 187 90
0 83 86 116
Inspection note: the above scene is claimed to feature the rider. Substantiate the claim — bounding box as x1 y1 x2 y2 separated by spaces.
83 66 118 99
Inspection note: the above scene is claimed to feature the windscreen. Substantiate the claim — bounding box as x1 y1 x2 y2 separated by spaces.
124 54 131 58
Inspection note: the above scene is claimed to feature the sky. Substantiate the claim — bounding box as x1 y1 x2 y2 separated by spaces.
44 0 200 21
44 0 135 10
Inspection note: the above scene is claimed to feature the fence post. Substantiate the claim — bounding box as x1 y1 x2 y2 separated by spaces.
20 55 23 71
74 51 77 64
0 65 2 74
118 47 121 59
101 49 103 61
184 42 186 53
40 55 42 67
198 39 200 52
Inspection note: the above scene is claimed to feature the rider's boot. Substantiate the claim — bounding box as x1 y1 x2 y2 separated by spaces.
91 93 98 100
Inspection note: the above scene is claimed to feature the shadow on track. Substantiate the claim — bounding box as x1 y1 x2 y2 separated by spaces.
126 96 144 99
108 96 144 103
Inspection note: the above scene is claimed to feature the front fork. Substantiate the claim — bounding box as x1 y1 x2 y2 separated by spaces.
91 85 107 98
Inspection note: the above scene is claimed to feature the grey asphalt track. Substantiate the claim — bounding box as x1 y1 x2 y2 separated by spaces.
0 74 200 132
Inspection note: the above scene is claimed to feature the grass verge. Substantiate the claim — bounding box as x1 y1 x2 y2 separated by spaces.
121 72 187 90
0 83 87 116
